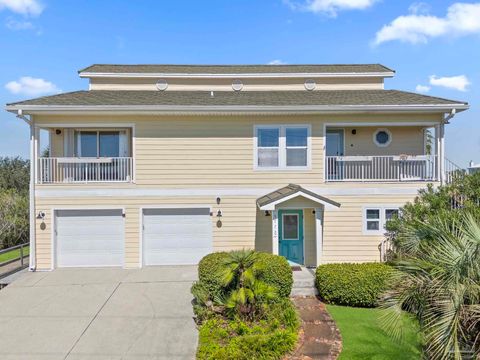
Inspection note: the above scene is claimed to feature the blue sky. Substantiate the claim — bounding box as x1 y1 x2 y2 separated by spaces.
0 0 478 166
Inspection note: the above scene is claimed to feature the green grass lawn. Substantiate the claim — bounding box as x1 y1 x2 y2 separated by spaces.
326 305 422 360
0 246 29 263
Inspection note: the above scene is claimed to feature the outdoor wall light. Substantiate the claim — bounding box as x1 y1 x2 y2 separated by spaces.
55 129 62 135
217 210 222 217
264 211 271 216
216 197 221 205
37 211 46 220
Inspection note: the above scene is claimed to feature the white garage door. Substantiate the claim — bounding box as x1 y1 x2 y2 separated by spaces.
55 209 124 267
143 208 212 265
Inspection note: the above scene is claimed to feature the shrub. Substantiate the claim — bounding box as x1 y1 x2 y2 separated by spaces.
315 263 393 307
198 251 293 298
196 299 299 360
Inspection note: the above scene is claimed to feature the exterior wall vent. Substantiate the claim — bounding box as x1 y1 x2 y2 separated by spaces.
232 79 243 91
156 79 168 91
304 79 316 91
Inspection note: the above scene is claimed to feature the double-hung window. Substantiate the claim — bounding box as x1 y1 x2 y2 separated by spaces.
255 125 310 169
363 207 400 234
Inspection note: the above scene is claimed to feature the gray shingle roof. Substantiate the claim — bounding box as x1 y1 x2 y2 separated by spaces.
257 184 341 208
6 90 468 108
79 64 394 74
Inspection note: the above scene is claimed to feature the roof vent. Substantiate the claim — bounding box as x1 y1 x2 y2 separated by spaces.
156 79 168 91
232 79 243 91
304 79 316 91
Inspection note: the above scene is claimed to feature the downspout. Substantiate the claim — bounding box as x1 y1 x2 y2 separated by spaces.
17 110 36 271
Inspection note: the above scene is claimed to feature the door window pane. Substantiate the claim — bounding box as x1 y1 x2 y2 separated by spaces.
99 132 120 157
286 128 307 147
258 128 279 147
79 132 97 157
287 148 307 166
283 214 299 240
258 148 279 167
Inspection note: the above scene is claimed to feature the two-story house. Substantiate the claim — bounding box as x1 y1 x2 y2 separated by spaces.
5 64 468 270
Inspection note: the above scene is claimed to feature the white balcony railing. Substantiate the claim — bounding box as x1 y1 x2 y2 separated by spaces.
38 157 134 184
326 155 437 182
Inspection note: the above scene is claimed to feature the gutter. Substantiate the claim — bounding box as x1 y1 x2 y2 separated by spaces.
78 71 396 79
16 110 36 271
5 103 469 115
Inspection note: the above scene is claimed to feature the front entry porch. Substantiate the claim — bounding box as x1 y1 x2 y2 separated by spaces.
256 184 341 267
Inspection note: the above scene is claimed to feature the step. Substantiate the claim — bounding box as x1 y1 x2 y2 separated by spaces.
291 287 319 297
293 279 316 288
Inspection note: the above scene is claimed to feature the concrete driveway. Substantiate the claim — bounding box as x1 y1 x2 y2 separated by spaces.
0 266 198 360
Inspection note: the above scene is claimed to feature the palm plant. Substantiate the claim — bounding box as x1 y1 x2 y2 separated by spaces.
221 250 277 319
380 213 480 359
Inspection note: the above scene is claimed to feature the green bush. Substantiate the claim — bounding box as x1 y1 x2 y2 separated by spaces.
197 299 299 360
315 263 393 307
198 251 293 298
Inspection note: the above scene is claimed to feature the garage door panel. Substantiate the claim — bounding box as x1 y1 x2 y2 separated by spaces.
56 209 124 268
143 208 212 266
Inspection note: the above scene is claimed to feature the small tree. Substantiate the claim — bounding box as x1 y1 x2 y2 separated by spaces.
381 213 480 359
221 250 277 320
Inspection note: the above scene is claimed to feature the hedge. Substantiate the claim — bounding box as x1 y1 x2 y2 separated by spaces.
198 251 293 298
315 263 393 307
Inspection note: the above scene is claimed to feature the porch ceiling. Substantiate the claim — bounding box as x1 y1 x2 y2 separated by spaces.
257 184 341 210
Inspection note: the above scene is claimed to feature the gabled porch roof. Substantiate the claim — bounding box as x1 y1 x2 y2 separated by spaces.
256 184 341 211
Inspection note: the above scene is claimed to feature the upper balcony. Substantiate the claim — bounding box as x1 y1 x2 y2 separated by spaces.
36 127 134 184
324 126 458 183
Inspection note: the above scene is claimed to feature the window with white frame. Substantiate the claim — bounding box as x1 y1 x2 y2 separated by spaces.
74 130 129 157
363 207 399 234
255 125 310 169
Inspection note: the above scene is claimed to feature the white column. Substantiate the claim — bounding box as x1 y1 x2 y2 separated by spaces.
440 123 445 184
435 124 441 182
315 207 323 266
29 120 36 270
272 210 279 255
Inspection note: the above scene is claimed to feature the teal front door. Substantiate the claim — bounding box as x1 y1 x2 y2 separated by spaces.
278 209 304 264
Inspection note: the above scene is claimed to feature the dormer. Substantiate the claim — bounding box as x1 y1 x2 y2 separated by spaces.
79 64 395 92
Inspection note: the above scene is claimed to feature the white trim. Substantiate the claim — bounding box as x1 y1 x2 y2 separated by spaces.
373 128 392 147
7 104 469 115
254 124 312 171
79 71 396 79
272 210 279 256
315 207 323 266
35 185 429 198
259 191 339 211
324 121 442 127
52 207 126 269
362 205 401 235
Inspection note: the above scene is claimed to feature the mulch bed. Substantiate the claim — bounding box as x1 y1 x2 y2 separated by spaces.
286 297 342 360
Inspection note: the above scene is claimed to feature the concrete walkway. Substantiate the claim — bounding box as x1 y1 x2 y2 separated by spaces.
0 266 198 360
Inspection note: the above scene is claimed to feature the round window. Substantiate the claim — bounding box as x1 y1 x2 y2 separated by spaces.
373 129 392 147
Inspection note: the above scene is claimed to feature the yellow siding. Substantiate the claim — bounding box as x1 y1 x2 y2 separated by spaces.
89 76 384 91
32 112 440 269
344 126 425 156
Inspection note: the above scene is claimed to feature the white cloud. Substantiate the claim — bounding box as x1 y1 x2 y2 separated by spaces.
268 59 287 65
5 77 60 96
5 17 33 30
415 84 431 93
429 75 470 92
285 0 377 17
0 0 43 16
374 2 480 45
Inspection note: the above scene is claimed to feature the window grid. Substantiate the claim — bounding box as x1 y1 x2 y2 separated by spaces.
255 125 310 170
